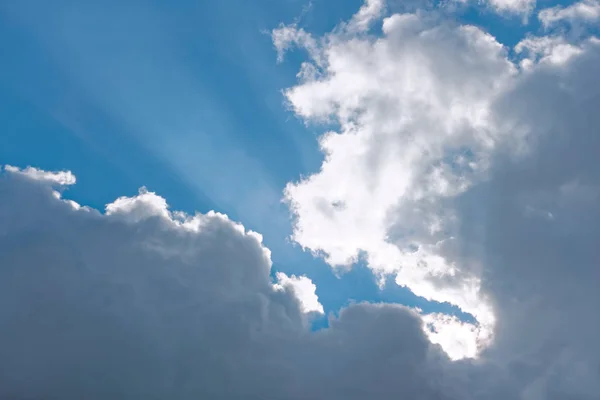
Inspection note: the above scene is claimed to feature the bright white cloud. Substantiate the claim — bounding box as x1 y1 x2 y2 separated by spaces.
486 0 536 16
516 35 584 68
422 313 485 361
275 0 600 364
275 3 516 358
274 272 324 314
3 164 76 185
105 186 171 222
347 0 386 33
539 0 600 28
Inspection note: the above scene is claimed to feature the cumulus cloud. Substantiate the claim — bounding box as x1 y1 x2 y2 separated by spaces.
515 35 584 69
274 272 324 314
422 313 482 361
276 0 600 387
106 186 171 222
0 166 461 399
539 0 600 29
275 4 513 356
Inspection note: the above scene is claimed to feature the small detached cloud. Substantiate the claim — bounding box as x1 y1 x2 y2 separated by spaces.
486 0 536 17
539 0 600 29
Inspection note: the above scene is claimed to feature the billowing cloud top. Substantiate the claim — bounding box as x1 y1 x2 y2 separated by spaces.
271 0 599 396
2 0 600 399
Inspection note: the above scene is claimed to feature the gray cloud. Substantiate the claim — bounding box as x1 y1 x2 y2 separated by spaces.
0 170 454 400
454 39 600 400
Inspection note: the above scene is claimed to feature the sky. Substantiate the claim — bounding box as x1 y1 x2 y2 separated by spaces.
1 0 600 398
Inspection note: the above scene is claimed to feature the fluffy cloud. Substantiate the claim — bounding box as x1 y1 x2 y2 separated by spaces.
539 0 600 29
515 35 584 68
274 272 324 314
422 313 482 361
4 164 77 186
276 2 600 395
0 166 461 399
346 0 387 33
276 5 513 356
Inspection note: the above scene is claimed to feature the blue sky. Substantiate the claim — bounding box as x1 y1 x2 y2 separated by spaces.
0 0 576 322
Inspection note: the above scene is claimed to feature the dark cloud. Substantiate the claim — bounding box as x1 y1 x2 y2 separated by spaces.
0 171 453 400
453 39 600 399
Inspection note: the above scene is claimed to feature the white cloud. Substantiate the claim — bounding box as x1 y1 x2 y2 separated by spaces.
272 24 320 64
347 0 387 33
459 38 600 398
274 272 324 314
491 0 535 15
422 313 485 361
275 3 515 358
539 0 600 28
276 0 600 370
105 186 171 222
515 35 584 68
3 164 76 185
3 1 600 398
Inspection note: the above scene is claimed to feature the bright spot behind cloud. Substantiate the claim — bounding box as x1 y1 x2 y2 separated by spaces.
422 313 484 361
274 272 324 314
